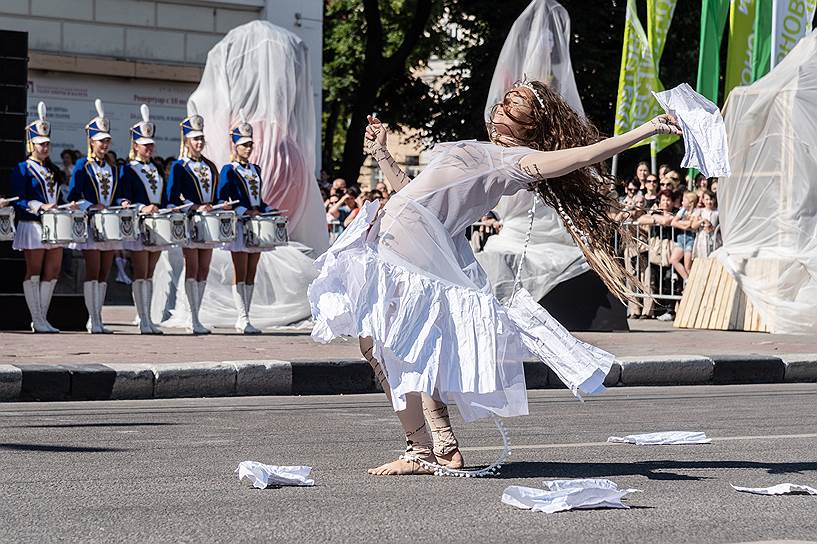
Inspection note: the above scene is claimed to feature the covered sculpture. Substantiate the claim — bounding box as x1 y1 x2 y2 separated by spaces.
715 29 817 334
476 0 588 302
151 21 326 328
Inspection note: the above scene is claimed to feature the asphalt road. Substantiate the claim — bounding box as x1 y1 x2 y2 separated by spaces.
1 385 817 544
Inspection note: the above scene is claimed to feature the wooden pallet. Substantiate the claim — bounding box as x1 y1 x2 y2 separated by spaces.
674 257 772 332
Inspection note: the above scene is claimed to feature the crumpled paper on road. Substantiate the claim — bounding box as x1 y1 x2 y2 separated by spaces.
652 83 731 178
607 431 711 445
502 479 640 514
731 483 817 496
236 461 315 489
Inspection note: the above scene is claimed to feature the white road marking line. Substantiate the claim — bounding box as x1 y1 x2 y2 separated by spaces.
460 433 817 452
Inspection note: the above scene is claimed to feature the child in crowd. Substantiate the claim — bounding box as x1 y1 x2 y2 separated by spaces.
692 190 720 257
669 191 700 282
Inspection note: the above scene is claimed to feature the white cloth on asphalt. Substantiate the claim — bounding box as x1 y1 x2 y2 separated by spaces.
731 483 817 496
652 83 731 178
607 431 711 445
502 479 639 514
236 461 315 488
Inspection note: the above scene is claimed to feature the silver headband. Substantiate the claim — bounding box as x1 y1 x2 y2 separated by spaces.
513 78 545 108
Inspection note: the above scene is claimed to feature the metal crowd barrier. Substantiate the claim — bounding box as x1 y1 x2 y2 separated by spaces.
328 220 344 244
613 219 722 314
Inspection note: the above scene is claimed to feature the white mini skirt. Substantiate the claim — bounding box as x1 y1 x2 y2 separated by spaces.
13 221 69 250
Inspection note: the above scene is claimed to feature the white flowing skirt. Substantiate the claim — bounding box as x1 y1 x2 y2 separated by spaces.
308 202 614 422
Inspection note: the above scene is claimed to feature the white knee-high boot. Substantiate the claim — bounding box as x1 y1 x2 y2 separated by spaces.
97 281 113 333
243 283 261 335
23 276 51 333
144 279 162 334
132 279 153 334
83 280 103 334
39 278 60 333
186 278 210 335
233 282 249 333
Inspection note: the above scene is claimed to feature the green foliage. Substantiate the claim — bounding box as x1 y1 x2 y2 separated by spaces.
322 0 702 181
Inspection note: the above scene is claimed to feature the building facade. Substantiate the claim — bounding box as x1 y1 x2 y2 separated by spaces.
0 0 322 161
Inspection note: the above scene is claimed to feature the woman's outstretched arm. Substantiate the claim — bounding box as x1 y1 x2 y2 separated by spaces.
518 115 681 180
364 115 411 192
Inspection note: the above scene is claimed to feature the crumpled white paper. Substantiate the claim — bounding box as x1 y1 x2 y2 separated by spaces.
502 479 640 514
235 461 315 489
652 83 731 178
607 431 711 445
731 483 817 496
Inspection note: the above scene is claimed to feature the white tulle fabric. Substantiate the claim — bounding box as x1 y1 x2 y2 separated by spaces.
716 30 817 333
152 245 316 329
309 141 613 422
478 0 587 300
151 20 328 329
187 20 328 255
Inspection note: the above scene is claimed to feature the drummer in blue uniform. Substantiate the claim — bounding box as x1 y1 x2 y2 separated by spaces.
120 104 165 335
217 111 274 335
166 103 220 335
10 101 74 333
68 98 131 334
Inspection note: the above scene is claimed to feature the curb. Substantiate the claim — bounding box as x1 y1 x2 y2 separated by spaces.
1 354 816 402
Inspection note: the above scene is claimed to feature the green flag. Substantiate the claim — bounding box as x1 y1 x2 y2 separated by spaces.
697 0 730 102
614 0 676 151
647 0 678 63
751 0 772 80
724 0 757 97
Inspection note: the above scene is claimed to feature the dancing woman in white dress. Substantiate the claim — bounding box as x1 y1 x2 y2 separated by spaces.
309 80 680 475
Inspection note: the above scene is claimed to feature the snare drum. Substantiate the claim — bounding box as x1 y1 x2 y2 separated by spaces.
244 215 288 249
0 207 15 241
92 209 140 242
141 212 188 246
41 209 88 244
190 210 237 244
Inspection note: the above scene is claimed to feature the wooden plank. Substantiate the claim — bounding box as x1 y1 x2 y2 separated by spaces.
744 260 758 331
675 258 704 327
716 269 739 330
695 259 721 329
708 265 730 329
678 257 711 328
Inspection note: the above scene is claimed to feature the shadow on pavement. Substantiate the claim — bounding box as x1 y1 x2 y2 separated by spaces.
0 443 126 453
19 422 178 429
498 460 817 480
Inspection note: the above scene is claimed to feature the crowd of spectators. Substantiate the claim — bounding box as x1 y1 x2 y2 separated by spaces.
616 161 722 322
318 173 393 242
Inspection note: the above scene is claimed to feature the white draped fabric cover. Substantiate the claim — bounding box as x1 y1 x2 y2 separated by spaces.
151 21 326 329
477 0 587 301
188 20 328 255
309 142 613 422
716 29 817 334
152 246 316 329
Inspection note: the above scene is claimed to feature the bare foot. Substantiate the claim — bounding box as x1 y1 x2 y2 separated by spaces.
368 456 436 476
436 448 464 469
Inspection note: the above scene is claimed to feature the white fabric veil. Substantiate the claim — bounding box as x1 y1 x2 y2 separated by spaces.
188 20 327 254
150 21 326 329
476 0 588 301
715 30 817 334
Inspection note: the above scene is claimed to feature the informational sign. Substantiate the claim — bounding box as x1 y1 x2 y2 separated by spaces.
27 71 197 159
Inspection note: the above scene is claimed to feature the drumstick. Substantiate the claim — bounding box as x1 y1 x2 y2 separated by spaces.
157 203 194 215
209 199 239 211
2 197 19 203
260 209 289 217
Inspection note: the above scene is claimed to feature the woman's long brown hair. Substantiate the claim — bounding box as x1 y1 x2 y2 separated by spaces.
490 80 641 303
